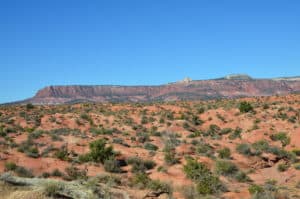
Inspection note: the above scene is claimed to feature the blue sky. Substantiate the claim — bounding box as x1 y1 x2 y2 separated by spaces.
0 0 300 103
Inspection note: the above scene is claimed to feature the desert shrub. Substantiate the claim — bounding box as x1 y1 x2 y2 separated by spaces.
104 157 122 173
43 182 64 197
42 172 50 178
136 132 150 143
28 130 44 140
228 127 242 140
26 146 40 158
80 139 114 163
15 166 34 178
90 127 113 135
236 143 252 156
215 160 238 177
130 172 150 189
277 163 290 172
51 169 63 177
235 171 251 182
206 124 221 136
188 130 203 138
17 139 40 158
183 158 225 195
220 128 232 135
64 166 87 180
164 150 179 165
4 162 17 171
127 157 156 173
191 115 203 126
130 172 172 195
147 180 173 195
252 140 270 154
292 149 300 156
163 134 180 165
218 147 231 159
54 147 68 161
294 164 300 170
268 147 296 162
195 142 214 157
248 184 264 195
270 132 290 147
144 142 158 151
239 101 253 113
26 103 34 110
112 138 123 145
51 134 63 141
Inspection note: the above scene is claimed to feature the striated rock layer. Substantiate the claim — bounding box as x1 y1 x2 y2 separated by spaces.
17 77 300 104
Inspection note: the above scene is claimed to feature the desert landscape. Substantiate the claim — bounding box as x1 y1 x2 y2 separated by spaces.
0 93 300 199
1 1 300 198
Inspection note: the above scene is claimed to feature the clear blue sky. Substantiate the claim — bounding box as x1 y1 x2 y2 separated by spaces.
0 0 300 103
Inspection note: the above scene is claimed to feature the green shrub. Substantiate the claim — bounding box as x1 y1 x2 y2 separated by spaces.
127 157 156 173
15 166 34 178
183 158 210 181
183 158 225 195
239 101 253 113
64 166 87 180
54 147 68 161
220 128 232 135
218 147 231 159
228 127 242 140
235 171 251 182
277 163 289 172
130 172 150 189
26 103 34 110
104 157 122 173
294 164 300 170
270 132 290 147
51 169 63 177
148 180 173 195
86 139 114 163
196 142 214 157
252 140 270 154
248 184 264 195
144 142 158 151
43 182 64 197
164 150 179 165
292 149 300 156
4 162 17 171
206 124 221 136
215 160 238 176
236 143 252 156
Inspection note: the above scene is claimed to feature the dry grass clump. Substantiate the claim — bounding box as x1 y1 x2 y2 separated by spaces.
5 190 49 199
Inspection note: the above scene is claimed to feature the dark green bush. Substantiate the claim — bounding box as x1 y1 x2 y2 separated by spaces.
127 157 156 173
270 132 290 147
144 142 158 151
15 166 34 178
215 160 238 177
248 184 264 195
236 143 252 156
183 158 225 195
277 163 290 172
4 162 17 171
218 147 231 159
87 139 114 163
104 157 122 173
239 101 253 113
54 147 68 161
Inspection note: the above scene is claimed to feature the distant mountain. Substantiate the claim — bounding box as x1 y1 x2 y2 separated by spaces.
8 75 300 104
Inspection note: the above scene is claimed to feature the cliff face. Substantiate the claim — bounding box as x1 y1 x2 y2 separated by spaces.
25 78 300 104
